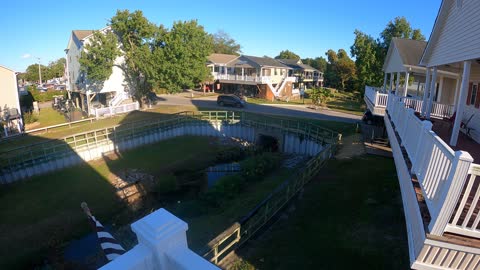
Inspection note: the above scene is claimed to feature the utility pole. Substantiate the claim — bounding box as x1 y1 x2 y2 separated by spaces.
37 57 42 84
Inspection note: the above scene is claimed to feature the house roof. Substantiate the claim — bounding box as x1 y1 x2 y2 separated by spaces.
277 59 319 72
72 30 94 41
383 38 427 71
242 55 291 69
207 53 239 65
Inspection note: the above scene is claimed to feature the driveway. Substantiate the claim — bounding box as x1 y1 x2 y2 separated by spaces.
155 94 361 123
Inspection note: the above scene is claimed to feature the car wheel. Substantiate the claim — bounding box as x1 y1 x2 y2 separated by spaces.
218 101 224 106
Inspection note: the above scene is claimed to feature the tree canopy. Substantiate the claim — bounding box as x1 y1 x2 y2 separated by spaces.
212 30 241 55
275 50 300 60
350 16 426 92
19 58 66 83
302 57 327 73
324 49 356 90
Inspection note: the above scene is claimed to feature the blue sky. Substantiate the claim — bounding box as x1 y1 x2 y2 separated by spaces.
1 0 441 72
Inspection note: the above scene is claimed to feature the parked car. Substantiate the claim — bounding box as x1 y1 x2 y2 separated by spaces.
217 94 246 108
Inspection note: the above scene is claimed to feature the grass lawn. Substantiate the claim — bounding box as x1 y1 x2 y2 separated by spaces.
0 106 355 152
34 107 68 128
0 136 224 269
232 155 409 270
0 134 298 269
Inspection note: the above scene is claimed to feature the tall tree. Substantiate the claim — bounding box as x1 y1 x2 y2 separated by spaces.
79 31 120 84
275 50 300 60
23 63 47 82
350 30 383 91
110 10 157 101
323 49 356 90
380 16 425 49
212 30 241 55
152 20 213 93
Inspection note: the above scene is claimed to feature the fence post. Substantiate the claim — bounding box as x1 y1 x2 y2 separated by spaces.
429 151 473 235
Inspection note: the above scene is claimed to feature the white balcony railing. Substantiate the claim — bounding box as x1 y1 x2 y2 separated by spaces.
387 94 476 237
365 86 454 119
213 74 268 83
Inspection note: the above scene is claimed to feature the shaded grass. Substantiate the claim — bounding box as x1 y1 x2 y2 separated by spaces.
0 136 221 269
235 155 409 270
29 107 67 128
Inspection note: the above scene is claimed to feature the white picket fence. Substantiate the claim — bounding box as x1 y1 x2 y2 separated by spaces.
95 102 140 118
387 94 476 236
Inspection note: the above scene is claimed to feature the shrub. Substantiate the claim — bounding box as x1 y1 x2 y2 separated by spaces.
28 86 66 103
216 146 248 163
154 174 177 194
23 112 38 124
241 152 283 182
202 175 246 207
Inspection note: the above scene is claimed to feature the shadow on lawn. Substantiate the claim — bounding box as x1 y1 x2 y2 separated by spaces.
0 109 248 269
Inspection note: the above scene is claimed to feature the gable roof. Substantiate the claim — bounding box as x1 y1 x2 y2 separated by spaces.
242 55 291 69
73 30 94 41
207 54 239 65
277 59 320 72
383 38 427 71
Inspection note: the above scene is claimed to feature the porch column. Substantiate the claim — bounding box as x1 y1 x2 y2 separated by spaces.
450 61 472 146
426 67 438 119
403 72 410 97
396 72 400 95
437 76 444 102
383 73 387 91
453 76 462 113
422 68 431 116
389 73 394 92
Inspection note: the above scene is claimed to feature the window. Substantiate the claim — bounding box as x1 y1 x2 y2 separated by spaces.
471 84 478 106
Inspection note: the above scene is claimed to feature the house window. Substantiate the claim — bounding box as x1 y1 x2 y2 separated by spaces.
274 69 278 76
471 84 478 106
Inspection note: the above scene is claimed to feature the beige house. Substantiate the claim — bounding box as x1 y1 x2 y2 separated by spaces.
0 65 22 136
207 53 297 101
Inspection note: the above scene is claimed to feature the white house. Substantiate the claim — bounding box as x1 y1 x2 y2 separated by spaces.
0 65 23 137
377 0 480 269
65 27 133 116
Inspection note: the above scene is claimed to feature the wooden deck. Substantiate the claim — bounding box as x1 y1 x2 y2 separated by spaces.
432 119 480 163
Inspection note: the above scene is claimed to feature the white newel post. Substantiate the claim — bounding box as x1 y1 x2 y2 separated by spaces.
100 209 220 270
450 61 472 146
383 73 387 91
422 68 431 116
403 72 410 97
429 151 473 235
396 72 400 95
426 67 438 119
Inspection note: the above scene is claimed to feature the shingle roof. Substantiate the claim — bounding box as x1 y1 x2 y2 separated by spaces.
73 30 94 41
277 59 319 72
392 38 427 66
242 55 291 68
207 53 239 65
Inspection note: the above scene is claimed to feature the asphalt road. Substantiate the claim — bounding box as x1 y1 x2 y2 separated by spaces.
155 94 362 123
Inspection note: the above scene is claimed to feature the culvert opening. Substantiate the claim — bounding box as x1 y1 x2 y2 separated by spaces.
257 134 279 152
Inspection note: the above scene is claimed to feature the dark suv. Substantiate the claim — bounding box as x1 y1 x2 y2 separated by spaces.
217 94 246 108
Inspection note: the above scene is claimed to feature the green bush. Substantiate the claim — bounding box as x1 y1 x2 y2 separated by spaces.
23 112 38 124
216 146 253 163
154 174 177 194
28 86 66 103
240 152 283 182
202 175 246 207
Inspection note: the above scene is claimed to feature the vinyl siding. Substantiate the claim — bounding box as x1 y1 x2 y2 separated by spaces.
0 66 20 117
384 46 407 73
425 0 480 66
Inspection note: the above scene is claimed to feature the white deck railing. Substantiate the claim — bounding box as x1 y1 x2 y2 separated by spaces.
387 94 474 236
446 163 480 238
95 102 140 118
366 86 454 119
213 74 272 84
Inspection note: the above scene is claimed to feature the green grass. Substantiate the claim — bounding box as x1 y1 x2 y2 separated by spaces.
34 107 68 128
0 136 223 269
233 155 409 270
